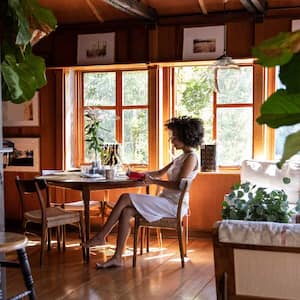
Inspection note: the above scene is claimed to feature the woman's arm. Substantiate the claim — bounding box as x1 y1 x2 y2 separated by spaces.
146 161 173 178
145 153 198 191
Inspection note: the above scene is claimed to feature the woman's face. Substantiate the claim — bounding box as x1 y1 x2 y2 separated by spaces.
169 130 184 149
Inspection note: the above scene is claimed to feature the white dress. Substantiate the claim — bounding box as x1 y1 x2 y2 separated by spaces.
130 151 199 222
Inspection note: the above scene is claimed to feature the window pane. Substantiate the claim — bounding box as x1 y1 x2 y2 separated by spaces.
123 71 148 105
123 109 148 164
217 67 253 104
217 107 253 165
83 72 116 106
175 66 214 143
84 109 116 162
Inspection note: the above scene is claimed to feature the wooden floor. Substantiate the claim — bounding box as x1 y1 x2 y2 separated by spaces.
5 232 217 300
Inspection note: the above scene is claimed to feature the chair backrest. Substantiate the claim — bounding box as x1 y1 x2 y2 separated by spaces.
15 176 49 220
176 178 192 220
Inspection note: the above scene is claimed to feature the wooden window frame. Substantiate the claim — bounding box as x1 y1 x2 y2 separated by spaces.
75 66 157 170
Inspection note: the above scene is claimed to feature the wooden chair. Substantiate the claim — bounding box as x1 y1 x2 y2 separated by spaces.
133 179 192 268
0 232 36 300
15 176 85 266
41 170 101 215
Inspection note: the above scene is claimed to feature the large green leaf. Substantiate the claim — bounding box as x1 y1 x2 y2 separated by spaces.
256 89 300 128
279 52 300 94
23 0 57 30
278 130 300 168
8 0 31 45
252 32 294 67
1 61 23 99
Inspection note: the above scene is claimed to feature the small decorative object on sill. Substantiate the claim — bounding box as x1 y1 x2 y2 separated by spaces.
101 143 123 174
201 144 216 172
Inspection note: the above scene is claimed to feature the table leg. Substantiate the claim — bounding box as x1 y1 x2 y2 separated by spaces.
82 187 90 262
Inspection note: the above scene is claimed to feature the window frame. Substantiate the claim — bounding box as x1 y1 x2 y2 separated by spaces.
76 66 153 169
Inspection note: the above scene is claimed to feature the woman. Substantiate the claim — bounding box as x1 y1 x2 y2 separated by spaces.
85 116 204 268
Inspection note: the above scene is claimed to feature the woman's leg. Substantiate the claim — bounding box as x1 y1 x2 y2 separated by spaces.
85 193 133 247
96 206 137 268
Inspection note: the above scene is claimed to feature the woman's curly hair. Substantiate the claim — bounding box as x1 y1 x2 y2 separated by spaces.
165 116 204 148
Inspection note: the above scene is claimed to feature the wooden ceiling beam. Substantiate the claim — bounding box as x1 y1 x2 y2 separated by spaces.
240 0 266 13
86 0 104 22
101 0 157 22
198 0 208 15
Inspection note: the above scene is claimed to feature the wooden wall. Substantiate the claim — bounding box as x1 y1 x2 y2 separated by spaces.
3 15 292 231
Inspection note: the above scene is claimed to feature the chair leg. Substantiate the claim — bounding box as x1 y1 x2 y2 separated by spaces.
133 217 139 268
146 227 150 253
140 227 144 255
177 225 185 268
17 248 37 300
185 216 189 256
79 214 86 262
56 226 61 251
62 225 66 251
40 227 47 266
156 228 162 249
47 228 51 251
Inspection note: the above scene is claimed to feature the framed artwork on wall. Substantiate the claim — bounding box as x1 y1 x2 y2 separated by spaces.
4 138 40 172
292 20 300 32
3 92 39 127
182 26 225 60
77 32 115 65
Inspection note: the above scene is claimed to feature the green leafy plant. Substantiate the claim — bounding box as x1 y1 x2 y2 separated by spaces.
252 30 300 168
222 181 294 223
1 0 57 103
85 109 109 164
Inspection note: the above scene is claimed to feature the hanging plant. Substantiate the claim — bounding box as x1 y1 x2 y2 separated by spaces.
0 0 57 103
252 30 300 167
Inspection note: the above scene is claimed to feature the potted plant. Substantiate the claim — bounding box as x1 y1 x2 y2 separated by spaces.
222 180 295 223
253 30 300 168
84 109 108 170
1 0 57 103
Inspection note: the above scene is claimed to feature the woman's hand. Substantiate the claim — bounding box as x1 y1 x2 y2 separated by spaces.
144 173 155 184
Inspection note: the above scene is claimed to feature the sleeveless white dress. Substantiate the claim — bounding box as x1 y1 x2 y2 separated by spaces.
130 151 199 222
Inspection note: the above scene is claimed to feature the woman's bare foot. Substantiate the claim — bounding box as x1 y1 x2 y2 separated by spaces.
95 256 123 269
83 234 106 248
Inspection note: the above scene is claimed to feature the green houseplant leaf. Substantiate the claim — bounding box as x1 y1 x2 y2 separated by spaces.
254 30 300 166
279 52 300 94
256 89 300 128
1 0 57 103
278 130 300 168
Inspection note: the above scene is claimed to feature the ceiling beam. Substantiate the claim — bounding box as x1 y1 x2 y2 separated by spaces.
198 0 208 15
102 0 158 22
240 0 266 13
86 0 104 22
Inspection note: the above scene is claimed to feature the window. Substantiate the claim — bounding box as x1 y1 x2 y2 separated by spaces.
81 69 149 165
174 65 253 166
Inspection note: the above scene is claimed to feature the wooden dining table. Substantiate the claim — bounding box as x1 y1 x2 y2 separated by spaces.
36 172 148 261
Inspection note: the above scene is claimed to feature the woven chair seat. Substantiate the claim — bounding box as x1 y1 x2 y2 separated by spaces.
25 207 81 227
63 200 100 211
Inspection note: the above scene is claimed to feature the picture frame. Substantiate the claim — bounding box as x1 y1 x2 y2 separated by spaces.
77 32 115 65
3 92 39 127
182 26 225 60
291 20 300 32
4 138 40 172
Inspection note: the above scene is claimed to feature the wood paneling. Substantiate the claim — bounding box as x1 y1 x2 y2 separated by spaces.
189 172 240 232
4 70 63 220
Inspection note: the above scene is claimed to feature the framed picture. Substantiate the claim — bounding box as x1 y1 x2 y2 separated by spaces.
3 92 39 127
4 138 40 172
292 20 300 32
182 26 225 60
77 32 115 65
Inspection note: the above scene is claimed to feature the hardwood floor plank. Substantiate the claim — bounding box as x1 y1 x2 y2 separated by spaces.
5 233 217 300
